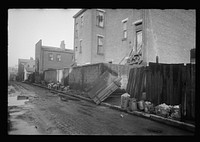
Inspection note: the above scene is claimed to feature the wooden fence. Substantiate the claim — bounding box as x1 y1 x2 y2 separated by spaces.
126 62 195 122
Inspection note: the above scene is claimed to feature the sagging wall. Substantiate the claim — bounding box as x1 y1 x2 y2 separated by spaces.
145 9 196 64
69 63 134 92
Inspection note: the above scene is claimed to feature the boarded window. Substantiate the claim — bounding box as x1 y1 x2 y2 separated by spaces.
48 53 53 61
97 35 104 55
56 54 61 62
96 10 105 28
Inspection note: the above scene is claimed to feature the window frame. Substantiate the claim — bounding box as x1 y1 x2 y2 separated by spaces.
48 53 53 61
80 14 84 27
75 22 78 38
97 35 104 55
96 10 105 28
56 54 61 62
122 18 128 40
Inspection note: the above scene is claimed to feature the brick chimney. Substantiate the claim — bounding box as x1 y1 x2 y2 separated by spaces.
30 57 33 60
60 40 65 50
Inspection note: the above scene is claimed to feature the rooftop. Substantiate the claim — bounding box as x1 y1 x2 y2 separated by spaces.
42 46 74 53
19 59 35 64
73 9 87 18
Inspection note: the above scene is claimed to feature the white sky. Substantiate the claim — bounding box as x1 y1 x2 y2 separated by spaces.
8 9 81 67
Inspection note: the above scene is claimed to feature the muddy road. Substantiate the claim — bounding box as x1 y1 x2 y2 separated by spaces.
7 81 193 135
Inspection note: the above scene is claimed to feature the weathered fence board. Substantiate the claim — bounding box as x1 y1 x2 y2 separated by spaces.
126 62 195 122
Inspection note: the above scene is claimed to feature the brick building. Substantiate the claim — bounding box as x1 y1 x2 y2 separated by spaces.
35 39 74 74
73 9 195 66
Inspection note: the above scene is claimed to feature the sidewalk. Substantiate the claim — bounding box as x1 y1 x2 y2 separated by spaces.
29 82 195 133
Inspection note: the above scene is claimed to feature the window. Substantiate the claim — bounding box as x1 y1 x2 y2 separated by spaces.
79 40 82 53
122 19 128 40
56 54 61 62
97 35 104 55
75 46 78 51
96 10 105 28
48 53 53 61
80 15 83 26
75 22 78 38
135 22 142 54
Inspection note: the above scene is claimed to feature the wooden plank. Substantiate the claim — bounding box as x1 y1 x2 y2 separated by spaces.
131 68 137 98
169 64 173 105
146 68 151 102
126 68 133 95
191 64 195 120
181 65 186 120
87 71 121 104
186 64 191 120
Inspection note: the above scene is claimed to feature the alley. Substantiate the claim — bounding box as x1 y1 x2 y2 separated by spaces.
8 81 193 135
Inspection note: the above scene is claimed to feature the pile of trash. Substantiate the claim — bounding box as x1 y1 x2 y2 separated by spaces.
47 82 69 91
120 93 154 113
155 103 181 120
120 93 181 120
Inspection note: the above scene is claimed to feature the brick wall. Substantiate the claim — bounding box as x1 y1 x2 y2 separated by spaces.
145 9 195 64
74 9 93 65
105 9 142 64
42 50 73 71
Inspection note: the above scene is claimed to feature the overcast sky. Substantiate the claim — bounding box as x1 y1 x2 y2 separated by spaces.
8 9 81 67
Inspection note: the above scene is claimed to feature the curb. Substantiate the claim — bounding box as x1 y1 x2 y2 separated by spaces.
101 102 195 133
27 82 195 133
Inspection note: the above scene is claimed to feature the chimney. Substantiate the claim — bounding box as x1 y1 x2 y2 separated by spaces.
30 57 33 60
60 40 65 49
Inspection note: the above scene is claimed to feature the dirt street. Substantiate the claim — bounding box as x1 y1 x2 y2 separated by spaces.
8 81 194 135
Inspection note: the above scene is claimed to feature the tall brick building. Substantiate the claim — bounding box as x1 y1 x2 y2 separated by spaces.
35 39 74 74
73 9 195 66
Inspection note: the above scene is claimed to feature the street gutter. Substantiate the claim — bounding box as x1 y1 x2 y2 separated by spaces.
26 82 195 133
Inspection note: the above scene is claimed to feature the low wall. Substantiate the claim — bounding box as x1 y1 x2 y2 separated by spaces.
69 63 136 92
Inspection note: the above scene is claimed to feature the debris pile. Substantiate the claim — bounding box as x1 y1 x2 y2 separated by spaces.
120 93 181 120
